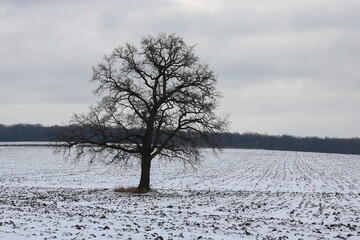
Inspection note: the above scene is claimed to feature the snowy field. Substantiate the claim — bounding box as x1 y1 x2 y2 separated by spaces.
0 145 360 239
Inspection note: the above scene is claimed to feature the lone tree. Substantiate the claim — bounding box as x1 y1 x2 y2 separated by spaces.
57 33 228 192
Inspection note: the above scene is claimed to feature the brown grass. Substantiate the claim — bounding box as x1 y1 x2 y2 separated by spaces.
113 186 152 194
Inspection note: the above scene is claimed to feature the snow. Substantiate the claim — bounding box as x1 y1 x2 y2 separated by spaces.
1 146 360 239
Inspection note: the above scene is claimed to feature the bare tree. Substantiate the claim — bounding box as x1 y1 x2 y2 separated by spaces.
56 33 228 192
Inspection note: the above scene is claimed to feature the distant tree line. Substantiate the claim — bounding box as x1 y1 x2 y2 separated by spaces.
0 124 54 142
216 132 360 155
1 124 359 155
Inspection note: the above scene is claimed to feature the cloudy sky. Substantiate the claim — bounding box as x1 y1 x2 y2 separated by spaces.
1 0 359 138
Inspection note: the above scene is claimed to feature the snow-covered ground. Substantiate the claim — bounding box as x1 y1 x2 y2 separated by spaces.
0 146 359 239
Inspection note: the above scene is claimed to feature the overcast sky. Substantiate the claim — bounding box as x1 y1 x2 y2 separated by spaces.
1 0 359 138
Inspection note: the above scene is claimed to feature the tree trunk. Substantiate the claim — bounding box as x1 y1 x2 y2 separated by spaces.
138 156 151 192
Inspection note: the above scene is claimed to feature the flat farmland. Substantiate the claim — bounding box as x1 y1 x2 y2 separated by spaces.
0 146 359 239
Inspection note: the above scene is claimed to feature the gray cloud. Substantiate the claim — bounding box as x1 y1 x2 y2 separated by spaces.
0 0 359 137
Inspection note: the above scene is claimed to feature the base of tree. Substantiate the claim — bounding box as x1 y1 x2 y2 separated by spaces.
113 186 152 194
